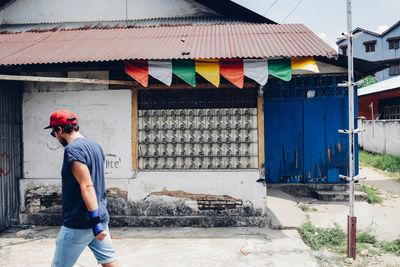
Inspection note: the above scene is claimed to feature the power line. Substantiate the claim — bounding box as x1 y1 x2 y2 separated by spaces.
263 0 279 16
281 0 304 23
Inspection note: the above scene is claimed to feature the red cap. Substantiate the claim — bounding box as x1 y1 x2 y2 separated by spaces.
44 110 78 129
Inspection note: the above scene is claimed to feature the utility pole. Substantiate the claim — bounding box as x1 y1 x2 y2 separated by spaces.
337 0 365 260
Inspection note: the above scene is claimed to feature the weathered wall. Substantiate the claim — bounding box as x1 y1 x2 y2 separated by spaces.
358 118 400 156
20 71 268 227
23 78 133 179
0 0 217 24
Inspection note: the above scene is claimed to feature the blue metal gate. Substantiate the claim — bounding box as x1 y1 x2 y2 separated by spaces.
263 75 357 183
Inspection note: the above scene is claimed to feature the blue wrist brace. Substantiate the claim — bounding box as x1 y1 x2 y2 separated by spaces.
88 209 104 236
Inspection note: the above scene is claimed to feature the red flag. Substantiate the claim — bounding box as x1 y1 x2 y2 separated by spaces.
124 60 148 87
220 59 244 88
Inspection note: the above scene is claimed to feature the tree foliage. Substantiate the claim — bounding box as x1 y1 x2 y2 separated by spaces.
358 75 378 88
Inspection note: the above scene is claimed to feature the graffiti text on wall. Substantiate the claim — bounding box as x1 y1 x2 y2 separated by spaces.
105 154 122 175
0 152 11 177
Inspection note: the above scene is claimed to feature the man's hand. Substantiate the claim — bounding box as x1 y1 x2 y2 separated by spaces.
96 230 108 241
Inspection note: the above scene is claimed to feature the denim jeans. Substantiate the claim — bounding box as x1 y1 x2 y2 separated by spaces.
51 222 116 267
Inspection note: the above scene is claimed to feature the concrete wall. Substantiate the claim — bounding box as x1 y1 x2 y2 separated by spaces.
358 118 400 156
0 0 217 24
20 71 267 227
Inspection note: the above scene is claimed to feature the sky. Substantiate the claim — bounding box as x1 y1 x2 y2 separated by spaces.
233 0 400 50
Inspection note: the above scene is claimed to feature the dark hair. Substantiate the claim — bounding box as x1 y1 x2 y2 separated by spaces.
53 123 80 134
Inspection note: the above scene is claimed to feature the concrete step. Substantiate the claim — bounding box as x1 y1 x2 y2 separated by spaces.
315 191 367 202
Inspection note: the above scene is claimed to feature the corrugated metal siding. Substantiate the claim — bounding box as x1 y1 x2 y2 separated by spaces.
0 23 337 66
0 81 22 232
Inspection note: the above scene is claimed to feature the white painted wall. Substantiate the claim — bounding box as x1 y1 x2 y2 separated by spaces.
358 118 400 156
0 0 217 24
128 171 266 212
23 83 132 179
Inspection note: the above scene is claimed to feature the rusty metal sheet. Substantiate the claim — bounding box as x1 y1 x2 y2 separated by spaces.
0 23 337 66
0 81 22 231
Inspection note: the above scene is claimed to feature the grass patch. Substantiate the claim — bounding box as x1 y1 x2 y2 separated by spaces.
298 222 346 251
361 185 383 204
376 239 400 256
299 223 400 257
359 150 400 174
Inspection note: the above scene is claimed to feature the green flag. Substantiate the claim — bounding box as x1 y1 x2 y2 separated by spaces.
172 59 196 87
268 58 292 82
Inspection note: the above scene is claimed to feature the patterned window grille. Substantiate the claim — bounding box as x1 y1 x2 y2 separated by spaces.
383 105 400 120
264 75 348 100
138 87 259 170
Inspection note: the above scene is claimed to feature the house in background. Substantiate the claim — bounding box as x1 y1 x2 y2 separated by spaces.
337 19 400 82
0 0 382 231
358 75 400 120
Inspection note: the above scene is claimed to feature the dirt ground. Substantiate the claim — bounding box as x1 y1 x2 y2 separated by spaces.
299 166 400 266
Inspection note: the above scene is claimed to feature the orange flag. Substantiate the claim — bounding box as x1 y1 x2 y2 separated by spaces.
220 59 244 88
124 60 148 87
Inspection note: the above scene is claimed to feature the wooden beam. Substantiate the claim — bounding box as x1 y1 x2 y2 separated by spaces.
257 94 265 170
131 88 139 171
0 74 258 90
0 74 139 86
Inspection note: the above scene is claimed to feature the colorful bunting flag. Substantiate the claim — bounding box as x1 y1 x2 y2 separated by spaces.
268 59 292 82
172 59 196 87
124 57 302 87
244 59 268 86
124 60 148 87
195 59 220 87
220 59 244 88
291 57 320 73
148 60 172 86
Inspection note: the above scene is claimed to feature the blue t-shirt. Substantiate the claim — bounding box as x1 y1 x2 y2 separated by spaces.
61 137 109 229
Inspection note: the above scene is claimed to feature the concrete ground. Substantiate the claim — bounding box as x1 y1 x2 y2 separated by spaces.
1 165 399 266
0 227 318 267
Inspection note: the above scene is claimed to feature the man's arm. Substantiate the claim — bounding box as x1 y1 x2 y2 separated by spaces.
71 160 107 241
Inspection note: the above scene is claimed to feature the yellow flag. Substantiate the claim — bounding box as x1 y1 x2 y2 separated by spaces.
291 57 320 73
195 59 220 87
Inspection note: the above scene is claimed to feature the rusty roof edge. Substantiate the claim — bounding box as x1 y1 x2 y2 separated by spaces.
0 21 314 35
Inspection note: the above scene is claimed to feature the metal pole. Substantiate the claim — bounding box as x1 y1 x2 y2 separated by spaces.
346 0 356 259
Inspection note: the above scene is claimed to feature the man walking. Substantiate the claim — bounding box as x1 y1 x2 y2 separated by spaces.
45 110 119 267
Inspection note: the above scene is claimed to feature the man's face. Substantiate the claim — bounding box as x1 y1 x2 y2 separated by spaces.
51 127 68 147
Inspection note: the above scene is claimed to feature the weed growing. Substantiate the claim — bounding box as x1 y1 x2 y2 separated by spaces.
361 185 383 204
299 222 400 258
298 222 346 252
357 231 377 244
377 239 400 256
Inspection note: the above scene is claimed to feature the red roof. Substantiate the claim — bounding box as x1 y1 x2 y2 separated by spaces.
0 23 337 66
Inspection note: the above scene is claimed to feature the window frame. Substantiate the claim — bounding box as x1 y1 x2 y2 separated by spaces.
389 64 400 76
388 39 400 50
365 43 375 53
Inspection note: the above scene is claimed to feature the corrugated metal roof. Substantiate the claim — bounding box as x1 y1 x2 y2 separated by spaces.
0 17 253 33
0 23 337 66
358 75 400 96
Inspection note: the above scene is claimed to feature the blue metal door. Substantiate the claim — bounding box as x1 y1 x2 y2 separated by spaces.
263 75 350 183
264 100 304 183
